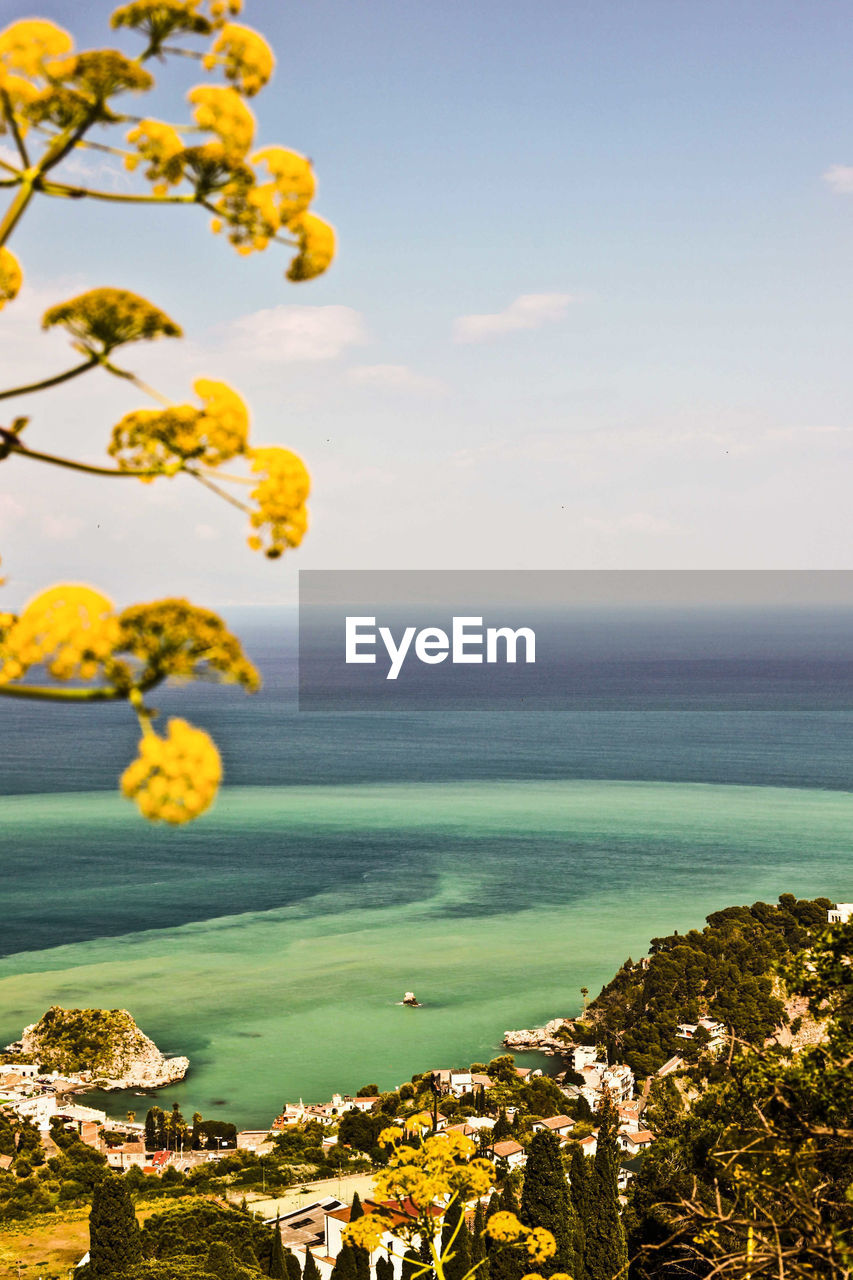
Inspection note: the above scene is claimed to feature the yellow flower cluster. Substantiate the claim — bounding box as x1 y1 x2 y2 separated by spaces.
484 1213 557 1265
0 248 22 310
43 288 182 356
207 148 315 254
208 0 242 24
0 18 72 78
254 147 316 224
121 717 222 823
204 23 274 96
109 378 249 472
125 119 185 188
111 1 213 47
116 598 261 693
189 84 255 159
27 51 153 131
0 585 119 685
286 212 336 282
248 447 310 559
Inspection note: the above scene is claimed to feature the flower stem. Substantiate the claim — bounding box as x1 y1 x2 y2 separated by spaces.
0 434 165 480
0 358 99 402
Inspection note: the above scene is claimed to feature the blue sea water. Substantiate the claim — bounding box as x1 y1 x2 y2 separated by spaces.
1 609 852 1127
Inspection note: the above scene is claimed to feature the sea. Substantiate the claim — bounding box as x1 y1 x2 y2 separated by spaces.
1 605 853 1129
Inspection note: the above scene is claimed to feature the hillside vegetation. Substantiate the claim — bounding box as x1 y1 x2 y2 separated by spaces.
581 894 832 1077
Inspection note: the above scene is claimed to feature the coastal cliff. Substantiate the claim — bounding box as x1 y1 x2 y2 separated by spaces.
13 1006 189 1089
503 1016 572 1054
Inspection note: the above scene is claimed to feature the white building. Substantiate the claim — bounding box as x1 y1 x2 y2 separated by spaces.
568 1045 599 1073
828 903 853 925
675 1018 726 1049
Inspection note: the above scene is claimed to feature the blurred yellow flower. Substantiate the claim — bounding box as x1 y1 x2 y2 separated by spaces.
248 446 310 559
0 248 22 310
126 118 185 185
286 212 336 281
0 584 119 685
189 84 255 158
121 716 222 823
485 1212 526 1244
43 287 182 356
205 23 274 96
0 19 72 78
253 147 315 223
109 378 249 472
525 1228 557 1263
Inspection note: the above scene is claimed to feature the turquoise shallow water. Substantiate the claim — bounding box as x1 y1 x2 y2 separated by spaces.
1 777 850 1128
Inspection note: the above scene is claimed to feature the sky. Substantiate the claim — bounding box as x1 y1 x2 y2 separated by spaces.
2 0 853 606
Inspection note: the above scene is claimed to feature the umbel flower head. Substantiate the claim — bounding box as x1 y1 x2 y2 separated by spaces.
114 598 261 693
26 51 153 131
121 716 222 823
0 248 22 310
189 84 255 158
111 1 213 50
286 212 336 282
0 584 119 685
0 18 72 78
125 118 185 187
248 446 310 558
109 378 250 472
204 23 274 96
42 288 182 357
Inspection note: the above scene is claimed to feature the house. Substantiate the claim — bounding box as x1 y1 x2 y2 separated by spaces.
470 1073 493 1090
617 1103 641 1132
675 1018 726 1049
314 1197 444 1280
656 1056 684 1079
618 1129 654 1156
271 1197 344 1250
569 1061 634 1109
489 1139 526 1169
576 1133 598 1158
828 903 853 925
0 1061 39 1079
105 1141 147 1170
532 1115 574 1137
568 1045 598 1072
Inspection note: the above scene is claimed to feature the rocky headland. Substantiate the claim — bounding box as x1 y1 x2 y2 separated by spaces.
7 1006 189 1090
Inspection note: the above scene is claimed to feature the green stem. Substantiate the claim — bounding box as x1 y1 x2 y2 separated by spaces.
0 88 30 168
102 360 173 407
187 468 250 513
40 180 197 206
1 436 166 480
0 683 123 702
0 357 99 402
0 178 35 248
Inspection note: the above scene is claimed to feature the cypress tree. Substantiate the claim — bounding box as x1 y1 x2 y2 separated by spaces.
519 1130 576 1278
440 1197 471 1280
330 1244 358 1280
401 1248 421 1280
488 1185 524 1280
375 1257 394 1280
303 1251 322 1280
269 1217 288 1279
144 1108 157 1151
349 1193 371 1280
285 1253 302 1280
492 1110 511 1141
568 1144 591 1280
88 1172 142 1278
584 1096 628 1280
418 1230 435 1280
470 1199 487 1267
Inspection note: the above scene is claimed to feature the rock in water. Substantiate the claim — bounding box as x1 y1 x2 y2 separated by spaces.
14 1006 189 1089
403 991 420 1006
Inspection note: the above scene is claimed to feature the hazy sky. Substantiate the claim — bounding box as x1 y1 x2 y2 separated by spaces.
2 0 853 606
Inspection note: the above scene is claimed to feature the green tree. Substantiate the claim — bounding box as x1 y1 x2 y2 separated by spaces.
401 1249 422 1280
568 1144 592 1280
302 1251 322 1280
285 1252 302 1280
207 1242 239 1280
584 1096 626 1280
440 1196 472 1280
376 1257 395 1280
519 1130 576 1278
269 1218 287 1280
330 1242 358 1280
89 1171 142 1278
488 1185 524 1280
492 1110 512 1141
348 1192 371 1280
